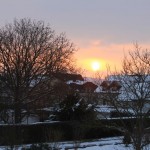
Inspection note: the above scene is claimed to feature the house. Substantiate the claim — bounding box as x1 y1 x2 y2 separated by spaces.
69 81 98 93
27 73 98 122
99 75 150 113
0 72 99 123
94 80 122 105
52 73 84 82
100 80 121 92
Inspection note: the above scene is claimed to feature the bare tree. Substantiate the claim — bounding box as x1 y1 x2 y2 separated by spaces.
103 44 150 150
0 18 77 123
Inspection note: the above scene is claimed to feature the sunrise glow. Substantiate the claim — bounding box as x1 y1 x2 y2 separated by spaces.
91 61 101 71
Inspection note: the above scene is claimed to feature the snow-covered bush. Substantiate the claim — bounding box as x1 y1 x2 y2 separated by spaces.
54 93 96 121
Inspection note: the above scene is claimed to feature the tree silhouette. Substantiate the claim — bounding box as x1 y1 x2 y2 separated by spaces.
0 18 77 123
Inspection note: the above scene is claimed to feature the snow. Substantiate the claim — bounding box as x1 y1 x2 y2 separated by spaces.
66 80 85 85
94 86 102 92
95 105 115 113
77 145 128 150
0 136 149 150
40 107 55 112
21 115 39 124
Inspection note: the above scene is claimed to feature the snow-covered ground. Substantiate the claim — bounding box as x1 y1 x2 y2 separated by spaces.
0 136 149 150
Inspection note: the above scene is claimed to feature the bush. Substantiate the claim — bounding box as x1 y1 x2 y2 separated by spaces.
54 93 96 121
0 120 127 145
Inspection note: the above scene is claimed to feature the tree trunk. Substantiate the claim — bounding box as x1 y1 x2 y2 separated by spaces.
14 101 21 124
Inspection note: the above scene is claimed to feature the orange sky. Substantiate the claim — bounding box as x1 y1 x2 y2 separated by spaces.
75 40 150 77
0 0 150 78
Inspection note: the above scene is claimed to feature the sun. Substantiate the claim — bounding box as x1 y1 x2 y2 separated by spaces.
91 61 101 71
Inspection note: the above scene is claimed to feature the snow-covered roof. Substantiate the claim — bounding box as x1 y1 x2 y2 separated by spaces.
94 86 102 93
104 75 150 101
95 105 115 113
66 80 86 85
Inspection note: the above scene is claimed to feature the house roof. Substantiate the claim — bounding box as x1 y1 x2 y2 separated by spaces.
100 80 121 91
106 75 150 101
82 82 98 90
69 81 98 93
52 73 84 82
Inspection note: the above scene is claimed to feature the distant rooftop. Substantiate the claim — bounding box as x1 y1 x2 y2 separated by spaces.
52 73 84 82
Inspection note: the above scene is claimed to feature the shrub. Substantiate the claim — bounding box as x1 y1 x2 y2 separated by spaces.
54 93 96 121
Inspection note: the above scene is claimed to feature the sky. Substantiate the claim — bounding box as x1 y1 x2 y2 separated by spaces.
0 0 150 76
